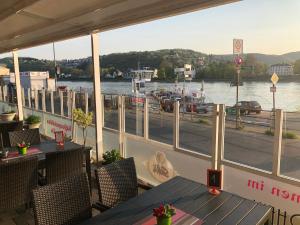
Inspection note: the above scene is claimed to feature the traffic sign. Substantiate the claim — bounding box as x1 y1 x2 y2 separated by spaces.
270 86 276 93
233 39 243 55
271 73 279 85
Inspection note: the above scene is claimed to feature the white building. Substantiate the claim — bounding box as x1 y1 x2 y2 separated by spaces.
174 64 196 80
10 71 56 91
268 64 294 76
129 67 158 82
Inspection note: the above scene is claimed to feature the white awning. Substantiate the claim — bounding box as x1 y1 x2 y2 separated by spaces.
0 0 238 53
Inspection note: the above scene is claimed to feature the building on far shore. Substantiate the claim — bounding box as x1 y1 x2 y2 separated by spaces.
268 63 294 76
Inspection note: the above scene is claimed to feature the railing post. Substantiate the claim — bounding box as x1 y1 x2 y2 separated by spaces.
217 104 226 171
91 32 103 162
60 91 64 116
118 96 125 157
71 91 76 140
21 88 25 107
272 109 283 176
67 90 71 118
173 101 180 149
12 50 24 121
34 89 38 111
28 88 31 108
144 98 149 139
50 91 54 114
102 94 105 126
85 92 89 114
3 85 7 102
211 104 220 170
42 89 46 112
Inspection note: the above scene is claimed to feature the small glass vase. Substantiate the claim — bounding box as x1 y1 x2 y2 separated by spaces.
156 216 172 225
18 147 27 155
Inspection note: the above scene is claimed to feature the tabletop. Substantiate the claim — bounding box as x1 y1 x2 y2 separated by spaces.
80 176 272 225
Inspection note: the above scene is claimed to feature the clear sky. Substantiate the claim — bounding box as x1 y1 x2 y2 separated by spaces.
1 0 299 60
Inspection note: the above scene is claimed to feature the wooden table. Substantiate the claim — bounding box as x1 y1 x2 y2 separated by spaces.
80 176 272 225
0 141 93 190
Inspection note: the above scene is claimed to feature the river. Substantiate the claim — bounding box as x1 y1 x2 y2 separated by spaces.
57 81 300 112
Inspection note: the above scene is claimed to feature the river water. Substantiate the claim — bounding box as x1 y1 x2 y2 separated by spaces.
57 81 300 112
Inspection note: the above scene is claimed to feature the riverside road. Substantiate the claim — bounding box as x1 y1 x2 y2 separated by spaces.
104 109 300 180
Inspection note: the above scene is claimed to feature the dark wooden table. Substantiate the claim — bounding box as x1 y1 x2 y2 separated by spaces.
0 141 93 190
80 176 272 225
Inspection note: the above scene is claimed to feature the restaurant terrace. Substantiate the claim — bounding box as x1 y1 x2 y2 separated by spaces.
0 0 299 225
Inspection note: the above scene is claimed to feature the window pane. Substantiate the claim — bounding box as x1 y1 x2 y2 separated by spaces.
224 109 274 171
104 94 119 130
125 96 144 136
281 111 300 180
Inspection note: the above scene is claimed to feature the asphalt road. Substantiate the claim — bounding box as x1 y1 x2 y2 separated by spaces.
104 108 300 180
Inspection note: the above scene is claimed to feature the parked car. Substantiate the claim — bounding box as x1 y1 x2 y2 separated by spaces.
234 101 262 115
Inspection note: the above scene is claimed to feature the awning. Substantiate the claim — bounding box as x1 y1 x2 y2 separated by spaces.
0 0 238 53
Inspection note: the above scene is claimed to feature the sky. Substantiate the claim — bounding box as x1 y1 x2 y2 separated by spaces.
1 0 300 60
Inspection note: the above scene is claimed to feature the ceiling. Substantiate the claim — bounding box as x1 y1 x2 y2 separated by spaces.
0 0 238 53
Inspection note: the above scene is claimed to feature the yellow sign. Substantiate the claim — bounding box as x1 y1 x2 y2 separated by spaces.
271 73 279 85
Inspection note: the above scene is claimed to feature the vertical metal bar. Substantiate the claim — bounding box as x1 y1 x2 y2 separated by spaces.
21 88 25 106
217 104 226 171
118 96 124 156
50 91 54 114
28 88 31 108
173 101 180 149
272 109 283 176
34 90 38 110
42 89 46 112
71 91 76 140
3 85 7 102
12 50 24 121
85 92 89 114
102 94 105 127
144 98 149 139
0 85 2 101
60 91 64 116
211 104 220 170
67 90 71 117
91 32 103 162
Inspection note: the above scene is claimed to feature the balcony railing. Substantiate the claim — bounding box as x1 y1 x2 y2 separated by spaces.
0 85 299 221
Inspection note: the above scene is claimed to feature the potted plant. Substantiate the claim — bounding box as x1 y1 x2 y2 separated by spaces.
17 142 30 155
0 110 16 121
25 115 41 129
153 204 176 225
73 108 93 147
102 149 122 165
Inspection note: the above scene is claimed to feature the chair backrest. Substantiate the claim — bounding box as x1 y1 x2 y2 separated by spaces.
45 148 83 184
95 157 138 208
9 128 41 147
0 121 23 147
33 172 91 225
0 157 38 209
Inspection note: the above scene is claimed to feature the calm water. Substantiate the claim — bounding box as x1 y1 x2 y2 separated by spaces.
58 81 300 112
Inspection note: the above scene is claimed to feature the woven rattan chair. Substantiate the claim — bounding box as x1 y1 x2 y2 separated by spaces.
45 148 83 184
0 157 38 210
94 157 138 211
32 172 92 225
0 121 23 147
9 128 41 147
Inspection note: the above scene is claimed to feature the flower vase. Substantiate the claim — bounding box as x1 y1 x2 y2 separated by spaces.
18 147 27 155
156 216 172 225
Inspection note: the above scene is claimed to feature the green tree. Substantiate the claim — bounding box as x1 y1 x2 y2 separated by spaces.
294 59 300 75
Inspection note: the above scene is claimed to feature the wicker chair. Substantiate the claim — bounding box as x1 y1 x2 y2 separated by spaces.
94 157 138 211
32 172 92 225
0 157 38 210
45 148 83 184
0 121 23 147
9 128 41 147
